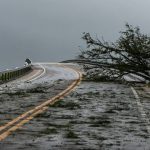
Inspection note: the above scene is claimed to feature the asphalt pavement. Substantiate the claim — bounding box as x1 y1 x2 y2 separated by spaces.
0 63 150 150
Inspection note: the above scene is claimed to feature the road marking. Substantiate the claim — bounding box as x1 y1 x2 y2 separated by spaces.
0 63 78 133
131 86 150 134
0 65 82 141
0 106 48 141
26 63 46 82
25 70 41 81
0 64 46 86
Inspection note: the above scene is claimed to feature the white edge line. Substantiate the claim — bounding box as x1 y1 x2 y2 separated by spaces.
131 86 150 134
27 63 46 82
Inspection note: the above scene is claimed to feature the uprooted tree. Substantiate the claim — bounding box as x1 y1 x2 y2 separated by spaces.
78 24 150 81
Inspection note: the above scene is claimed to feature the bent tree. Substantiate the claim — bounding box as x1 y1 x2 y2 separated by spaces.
79 24 150 81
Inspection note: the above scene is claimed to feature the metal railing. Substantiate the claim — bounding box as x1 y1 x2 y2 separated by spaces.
0 65 32 84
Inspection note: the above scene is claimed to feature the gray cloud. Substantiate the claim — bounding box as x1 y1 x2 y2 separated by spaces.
0 0 150 70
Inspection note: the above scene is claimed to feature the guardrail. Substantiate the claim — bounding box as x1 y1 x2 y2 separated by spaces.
0 65 32 84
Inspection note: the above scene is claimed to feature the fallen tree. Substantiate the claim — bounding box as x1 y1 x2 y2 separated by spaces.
78 24 150 81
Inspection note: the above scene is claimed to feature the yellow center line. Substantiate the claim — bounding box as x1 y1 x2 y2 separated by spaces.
0 106 48 141
0 65 82 141
0 65 79 132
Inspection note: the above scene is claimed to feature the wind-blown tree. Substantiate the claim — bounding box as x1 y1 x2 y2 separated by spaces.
79 24 150 81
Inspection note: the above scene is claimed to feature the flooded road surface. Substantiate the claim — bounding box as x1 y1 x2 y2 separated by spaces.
0 63 81 144
0 80 150 150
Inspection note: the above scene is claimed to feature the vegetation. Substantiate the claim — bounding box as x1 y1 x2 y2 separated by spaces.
79 24 150 81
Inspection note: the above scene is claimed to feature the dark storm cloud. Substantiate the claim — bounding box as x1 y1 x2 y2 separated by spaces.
0 0 150 70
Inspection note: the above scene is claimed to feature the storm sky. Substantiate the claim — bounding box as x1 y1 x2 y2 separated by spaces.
0 0 150 70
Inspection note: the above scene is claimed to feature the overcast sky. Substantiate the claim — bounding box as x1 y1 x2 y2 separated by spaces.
0 0 150 70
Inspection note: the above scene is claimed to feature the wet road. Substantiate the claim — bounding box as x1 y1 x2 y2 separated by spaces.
0 63 81 144
0 64 150 149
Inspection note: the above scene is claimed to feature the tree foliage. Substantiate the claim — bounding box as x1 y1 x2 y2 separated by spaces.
79 24 150 81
